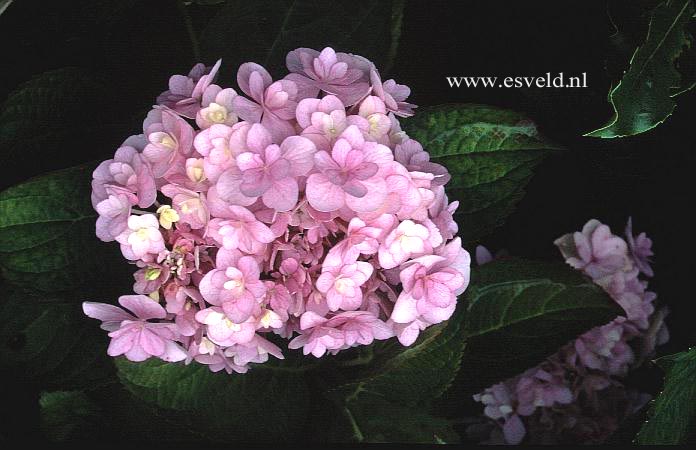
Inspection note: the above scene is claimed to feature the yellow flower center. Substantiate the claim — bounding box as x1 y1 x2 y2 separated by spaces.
157 205 180 229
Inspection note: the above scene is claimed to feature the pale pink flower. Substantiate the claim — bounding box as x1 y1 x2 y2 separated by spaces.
288 310 390 357
391 254 465 324
196 86 238 129
83 295 186 362
370 68 416 117
95 193 132 242
232 63 299 142
194 122 245 184
142 108 195 177
625 217 654 277
515 367 573 416
195 307 257 346
394 138 450 186
115 214 166 260
133 263 169 295
296 95 349 151
554 219 630 280
353 95 392 143
157 60 221 118
194 345 249 374
316 261 374 311
285 47 371 105
571 320 635 376
199 255 266 323
235 124 316 211
91 145 156 209
223 335 284 366
305 125 392 213
473 383 526 445
378 219 431 269
160 184 210 229
208 205 274 254
322 217 382 268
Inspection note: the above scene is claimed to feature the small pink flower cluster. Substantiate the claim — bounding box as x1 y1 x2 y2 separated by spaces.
83 47 470 373
473 218 666 444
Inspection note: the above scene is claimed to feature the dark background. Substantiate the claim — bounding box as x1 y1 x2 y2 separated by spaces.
0 0 693 443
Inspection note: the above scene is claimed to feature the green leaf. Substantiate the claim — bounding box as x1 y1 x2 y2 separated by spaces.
40 391 102 441
0 68 123 187
453 258 621 394
401 104 561 243
671 31 696 96
0 288 114 389
0 0 13 16
340 395 460 443
635 347 696 444
586 0 695 138
116 358 311 442
0 164 131 295
199 0 404 76
328 303 466 409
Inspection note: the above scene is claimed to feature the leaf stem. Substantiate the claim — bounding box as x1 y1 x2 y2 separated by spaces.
176 0 202 62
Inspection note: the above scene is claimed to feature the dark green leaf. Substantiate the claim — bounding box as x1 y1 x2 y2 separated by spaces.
454 258 621 394
671 31 696 96
586 0 695 138
0 288 114 389
0 164 132 295
199 0 404 77
341 394 459 443
401 104 561 243
0 0 13 16
116 358 311 442
635 347 696 444
0 68 124 188
40 390 102 441
328 303 466 408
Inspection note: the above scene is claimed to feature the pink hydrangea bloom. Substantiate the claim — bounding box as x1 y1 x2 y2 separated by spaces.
391 254 465 324
235 124 316 211
142 107 195 177
199 255 266 323
83 295 186 362
378 220 432 269
288 310 391 357
370 68 417 117
554 219 629 280
95 193 132 242
306 125 392 213
625 217 654 277
316 261 374 311
196 86 238 129
232 63 299 143
208 205 274 254
394 138 450 186
285 47 370 106
474 218 663 445
115 214 166 260
86 49 470 376
157 60 221 118
91 145 156 209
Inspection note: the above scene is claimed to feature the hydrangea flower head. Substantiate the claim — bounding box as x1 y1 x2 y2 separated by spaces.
85 47 470 376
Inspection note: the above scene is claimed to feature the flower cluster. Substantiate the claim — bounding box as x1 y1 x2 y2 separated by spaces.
83 47 470 374
472 218 666 444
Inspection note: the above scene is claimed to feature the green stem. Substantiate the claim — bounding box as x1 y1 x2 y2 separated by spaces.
176 0 202 62
344 406 365 442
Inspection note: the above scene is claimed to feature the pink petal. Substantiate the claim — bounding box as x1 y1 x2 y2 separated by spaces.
118 295 166 320
280 136 316 176
306 173 345 212
263 178 298 212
